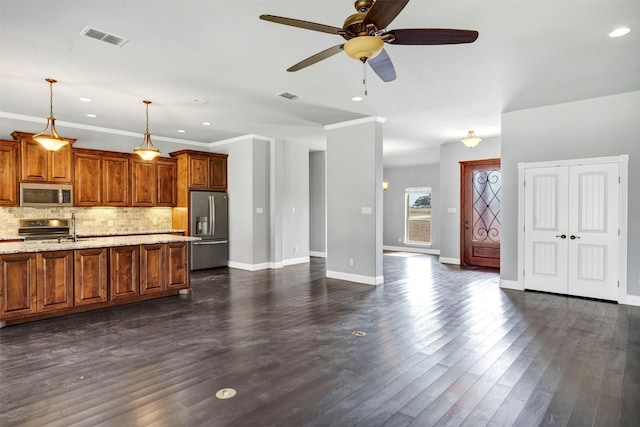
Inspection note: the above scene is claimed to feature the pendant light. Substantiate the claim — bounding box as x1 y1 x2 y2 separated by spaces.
134 100 161 161
33 78 69 151
461 130 482 148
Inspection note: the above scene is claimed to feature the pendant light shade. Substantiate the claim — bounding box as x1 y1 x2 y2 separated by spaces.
461 130 482 148
134 100 161 161
33 78 69 151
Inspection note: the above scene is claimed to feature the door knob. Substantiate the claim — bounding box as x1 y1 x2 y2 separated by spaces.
570 235 580 240
555 234 567 239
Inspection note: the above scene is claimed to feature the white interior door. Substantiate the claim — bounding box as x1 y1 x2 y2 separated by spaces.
567 163 619 300
524 162 620 301
524 167 569 294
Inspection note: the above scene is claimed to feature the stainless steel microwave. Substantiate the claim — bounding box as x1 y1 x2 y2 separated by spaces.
20 183 73 207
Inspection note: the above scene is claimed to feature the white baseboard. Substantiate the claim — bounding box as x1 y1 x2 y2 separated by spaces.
326 270 383 286
228 257 309 271
383 245 440 255
622 293 640 307
309 251 327 258
439 257 460 265
283 256 310 266
228 261 271 271
499 279 523 290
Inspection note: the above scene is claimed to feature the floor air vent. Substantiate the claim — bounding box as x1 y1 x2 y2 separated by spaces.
79 26 129 47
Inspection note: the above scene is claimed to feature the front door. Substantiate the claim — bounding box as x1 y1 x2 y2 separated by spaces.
461 159 501 268
524 162 620 300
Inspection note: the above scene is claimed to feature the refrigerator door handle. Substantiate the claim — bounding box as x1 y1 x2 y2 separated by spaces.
193 240 228 245
209 196 216 236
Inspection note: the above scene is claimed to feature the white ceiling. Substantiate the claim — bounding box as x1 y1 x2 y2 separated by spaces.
1 1 638 167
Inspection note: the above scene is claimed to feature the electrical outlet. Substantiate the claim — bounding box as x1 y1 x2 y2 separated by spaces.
108 220 114 226
152 218 158 225
397 237 402 242
294 246 298 253
349 258 354 266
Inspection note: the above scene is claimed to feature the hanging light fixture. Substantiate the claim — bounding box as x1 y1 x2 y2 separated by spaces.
134 100 161 161
33 78 69 151
461 130 482 148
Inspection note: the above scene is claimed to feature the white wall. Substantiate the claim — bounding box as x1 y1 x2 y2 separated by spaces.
438 137 502 263
223 135 310 270
326 117 384 285
501 91 640 297
383 164 440 252
282 140 310 263
309 151 326 256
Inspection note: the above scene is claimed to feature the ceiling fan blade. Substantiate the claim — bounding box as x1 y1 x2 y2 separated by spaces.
363 0 410 30
260 15 344 35
368 49 396 82
287 44 345 72
386 28 479 45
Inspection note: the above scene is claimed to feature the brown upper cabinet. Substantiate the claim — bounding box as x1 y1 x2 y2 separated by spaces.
131 158 156 207
73 148 176 208
131 156 177 207
0 140 19 206
170 150 228 194
156 158 177 207
12 131 75 183
74 149 131 207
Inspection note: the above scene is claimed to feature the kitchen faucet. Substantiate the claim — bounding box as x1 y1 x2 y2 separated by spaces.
71 212 77 242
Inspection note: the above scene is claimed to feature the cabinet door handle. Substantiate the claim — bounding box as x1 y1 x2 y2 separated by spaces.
570 235 580 240
555 234 567 239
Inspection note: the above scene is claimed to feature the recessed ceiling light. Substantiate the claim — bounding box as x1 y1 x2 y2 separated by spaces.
79 97 92 102
352 96 363 102
86 113 97 118
177 129 186 133
202 122 211 126
608 27 631 38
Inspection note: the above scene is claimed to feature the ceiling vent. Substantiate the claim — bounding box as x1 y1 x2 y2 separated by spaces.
79 26 129 47
277 91 301 101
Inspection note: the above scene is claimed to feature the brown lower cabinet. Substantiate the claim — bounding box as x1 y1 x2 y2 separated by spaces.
0 253 37 318
1 241 190 326
110 246 139 299
37 250 74 312
140 243 165 294
74 248 109 306
166 241 189 290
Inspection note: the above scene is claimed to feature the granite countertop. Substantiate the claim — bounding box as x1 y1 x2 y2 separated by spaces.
0 234 201 255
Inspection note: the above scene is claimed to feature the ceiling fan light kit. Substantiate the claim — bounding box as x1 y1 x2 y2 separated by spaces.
33 78 70 151
344 36 384 61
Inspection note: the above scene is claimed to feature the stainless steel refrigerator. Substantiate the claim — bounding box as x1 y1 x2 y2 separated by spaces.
190 191 228 270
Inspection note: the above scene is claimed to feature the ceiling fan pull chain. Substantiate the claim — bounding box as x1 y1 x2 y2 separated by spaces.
363 61 368 96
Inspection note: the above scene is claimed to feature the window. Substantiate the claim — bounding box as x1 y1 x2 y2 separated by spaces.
405 187 431 245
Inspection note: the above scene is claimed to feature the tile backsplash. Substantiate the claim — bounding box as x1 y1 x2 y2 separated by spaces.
0 207 173 239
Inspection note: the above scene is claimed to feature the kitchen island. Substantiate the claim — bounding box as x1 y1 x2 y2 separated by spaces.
0 234 200 327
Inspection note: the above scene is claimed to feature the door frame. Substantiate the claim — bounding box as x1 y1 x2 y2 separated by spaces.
460 158 502 268
516 155 629 303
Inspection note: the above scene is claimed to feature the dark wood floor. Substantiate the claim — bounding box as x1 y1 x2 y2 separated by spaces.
1 253 639 427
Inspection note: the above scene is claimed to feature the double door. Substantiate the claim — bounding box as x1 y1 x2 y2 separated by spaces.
523 162 620 301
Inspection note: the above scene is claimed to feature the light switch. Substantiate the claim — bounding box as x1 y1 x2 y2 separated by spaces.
361 207 372 215
256 207 263 214
447 207 457 213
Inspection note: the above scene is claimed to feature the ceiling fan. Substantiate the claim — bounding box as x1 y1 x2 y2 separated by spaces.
260 0 479 83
